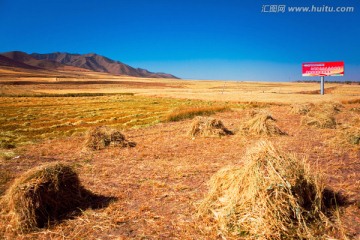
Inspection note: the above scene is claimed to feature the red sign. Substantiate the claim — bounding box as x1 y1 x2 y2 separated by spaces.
302 61 344 77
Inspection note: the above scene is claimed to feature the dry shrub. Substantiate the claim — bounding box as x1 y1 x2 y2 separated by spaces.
189 116 232 137
290 103 314 115
0 163 96 233
241 111 286 136
198 141 330 239
301 102 340 129
85 126 136 150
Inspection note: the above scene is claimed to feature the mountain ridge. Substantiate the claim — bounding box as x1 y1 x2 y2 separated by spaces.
0 51 178 79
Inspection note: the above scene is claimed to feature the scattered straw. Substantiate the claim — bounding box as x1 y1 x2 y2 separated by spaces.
189 116 232 137
0 163 94 233
240 111 286 136
84 126 136 150
198 141 332 239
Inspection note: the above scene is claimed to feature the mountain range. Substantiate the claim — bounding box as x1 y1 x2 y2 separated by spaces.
0 51 178 79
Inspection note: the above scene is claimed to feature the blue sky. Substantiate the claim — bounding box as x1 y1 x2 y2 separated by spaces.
0 0 359 81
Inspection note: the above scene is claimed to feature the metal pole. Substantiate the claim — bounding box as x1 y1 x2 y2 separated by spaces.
320 76 324 95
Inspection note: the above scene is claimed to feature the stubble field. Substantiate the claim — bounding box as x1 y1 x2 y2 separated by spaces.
0 72 359 239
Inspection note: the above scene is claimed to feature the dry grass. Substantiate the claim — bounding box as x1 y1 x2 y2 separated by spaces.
1 75 359 238
329 120 360 148
343 127 360 145
164 106 229 122
0 163 95 233
341 98 360 104
188 116 233 138
290 103 314 115
84 126 136 150
0 95 239 148
240 111 286 136
198 141 332 239
301 102 341 129
0 169 12 195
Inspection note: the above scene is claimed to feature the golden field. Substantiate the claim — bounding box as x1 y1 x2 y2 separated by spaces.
0 69 360 239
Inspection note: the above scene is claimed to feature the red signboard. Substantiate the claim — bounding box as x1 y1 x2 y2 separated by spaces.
302 61 344 77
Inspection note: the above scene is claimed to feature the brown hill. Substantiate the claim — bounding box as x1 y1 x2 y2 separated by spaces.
30 52 178 79
0 55 40 70
1 51 62 69
0 51 178 79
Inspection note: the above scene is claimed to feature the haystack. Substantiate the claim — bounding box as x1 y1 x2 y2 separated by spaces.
346 129 360 145
85 126 136 150
1 163 91 232
241 112 286 136
198 141 329 239
301 113 336 129
333 125 360 146
189 116 232 137
290 103 314 115
301 103 339 129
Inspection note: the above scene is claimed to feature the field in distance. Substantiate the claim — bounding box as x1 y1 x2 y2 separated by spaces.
1 65 360 104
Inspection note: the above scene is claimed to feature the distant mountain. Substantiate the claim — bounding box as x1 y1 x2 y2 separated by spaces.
0 51 178 79
1 51 63 69
0 54 40 70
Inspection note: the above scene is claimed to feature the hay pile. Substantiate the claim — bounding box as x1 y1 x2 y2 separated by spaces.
189 116 232 137
198 141 329 239
85 126 136 150
331 124 360 146
343 123 360 145
301 102 340 129
290 103 314 115
241 111 286 136
0 163 91 233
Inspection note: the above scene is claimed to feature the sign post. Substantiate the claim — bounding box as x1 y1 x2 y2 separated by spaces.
302 61 344 95
320 76 324 95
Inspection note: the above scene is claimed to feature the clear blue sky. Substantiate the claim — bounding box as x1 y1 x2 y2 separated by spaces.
1 0 359 81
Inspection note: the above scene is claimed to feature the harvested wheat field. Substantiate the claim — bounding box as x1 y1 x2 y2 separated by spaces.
0 77 360 239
